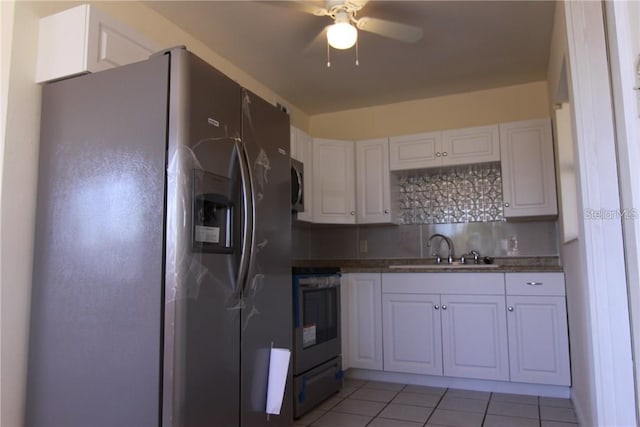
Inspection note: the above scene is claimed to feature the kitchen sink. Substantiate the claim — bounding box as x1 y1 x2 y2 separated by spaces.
388 263 500 269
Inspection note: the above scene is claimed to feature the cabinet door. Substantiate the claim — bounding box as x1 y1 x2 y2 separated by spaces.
441 125 500 166
347 274 383 370
36 4 160 83
506 296 571 385
382 293 443 375
441 294 509 381
389 131 442 171
293 128 314 222
356 138 392 224
312 139 356 224
500 119 558 217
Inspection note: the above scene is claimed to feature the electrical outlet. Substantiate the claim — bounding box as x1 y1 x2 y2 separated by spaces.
359 240 368 253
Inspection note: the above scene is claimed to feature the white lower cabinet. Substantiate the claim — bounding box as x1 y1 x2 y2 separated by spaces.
351 272 571 388
345 273 383 370
382 293 442 375
440 294 509 381
381 273 508 381
505 273 571 385
382 293 509 380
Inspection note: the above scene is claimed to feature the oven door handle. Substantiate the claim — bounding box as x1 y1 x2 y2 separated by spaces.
299 283 341 290
298 358 341 404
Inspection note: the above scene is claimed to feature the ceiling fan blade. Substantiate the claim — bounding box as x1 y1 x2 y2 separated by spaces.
265 1 329 16
356 17 423 43
302 26 329 54
347 0 370 10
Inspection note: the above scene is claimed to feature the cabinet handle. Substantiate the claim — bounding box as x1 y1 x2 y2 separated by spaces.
384 209 389 214
504 202 510 207
436 152 442 157
441 305 447 310
508 306 514 312
526 281 543 286
442 151 448 157
434 304 439 310
350 211 355 215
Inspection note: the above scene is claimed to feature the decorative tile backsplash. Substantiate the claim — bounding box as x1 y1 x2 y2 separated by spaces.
397 162 504 224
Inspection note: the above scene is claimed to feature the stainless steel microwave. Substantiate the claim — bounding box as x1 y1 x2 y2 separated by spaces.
291 159 304 212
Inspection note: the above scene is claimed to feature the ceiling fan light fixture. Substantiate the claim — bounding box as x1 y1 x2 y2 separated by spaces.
327 19 357 50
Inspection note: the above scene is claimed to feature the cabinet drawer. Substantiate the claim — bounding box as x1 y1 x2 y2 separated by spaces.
505 273 565 296
382 273 504 295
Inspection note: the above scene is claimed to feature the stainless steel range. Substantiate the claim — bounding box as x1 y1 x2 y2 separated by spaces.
292 268 343 418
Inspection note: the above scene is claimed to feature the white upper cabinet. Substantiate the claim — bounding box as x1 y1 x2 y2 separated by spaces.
441 124 500 166
291 127 314 222
389 125 499 171
389 131 441 170
500 119 558 218
355 138 392 224
312 138 356 224
36 4 160 83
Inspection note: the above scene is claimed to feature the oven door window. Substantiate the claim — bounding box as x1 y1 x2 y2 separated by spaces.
301 287 338 349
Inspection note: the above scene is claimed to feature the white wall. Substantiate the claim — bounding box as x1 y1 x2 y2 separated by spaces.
309 81 550 140
0 1 16 422
1 2 43 426
605 1 640 422
561 1 636 426
546 4 596 426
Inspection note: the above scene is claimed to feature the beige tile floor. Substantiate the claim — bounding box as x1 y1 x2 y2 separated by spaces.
294 379 579 427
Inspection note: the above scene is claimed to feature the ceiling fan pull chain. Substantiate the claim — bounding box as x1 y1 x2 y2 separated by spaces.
355 38 359 66
327 38 331 68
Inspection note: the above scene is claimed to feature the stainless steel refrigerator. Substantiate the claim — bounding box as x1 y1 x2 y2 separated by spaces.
26 47 292 427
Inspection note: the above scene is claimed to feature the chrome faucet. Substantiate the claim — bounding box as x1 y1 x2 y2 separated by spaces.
427 233 455 264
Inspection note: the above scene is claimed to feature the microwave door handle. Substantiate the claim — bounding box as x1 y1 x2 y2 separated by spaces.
233 138 253 299
294 167 302 206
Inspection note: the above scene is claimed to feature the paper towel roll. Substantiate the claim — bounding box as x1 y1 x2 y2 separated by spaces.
265 347 291 415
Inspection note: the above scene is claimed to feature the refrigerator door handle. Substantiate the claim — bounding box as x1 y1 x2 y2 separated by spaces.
239 137 257 297
234 137 254 299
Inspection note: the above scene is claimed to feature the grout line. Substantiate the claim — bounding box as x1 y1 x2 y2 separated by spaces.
480 392 492 427
363 383 405 427
537 395 542 427
338 380 575 427
422 386 448 426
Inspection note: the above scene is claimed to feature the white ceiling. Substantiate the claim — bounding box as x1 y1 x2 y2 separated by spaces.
145 1 555 115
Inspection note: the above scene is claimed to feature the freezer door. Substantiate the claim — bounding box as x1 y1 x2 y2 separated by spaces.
27 54 170 426
163 49 244 427
240 90 293 426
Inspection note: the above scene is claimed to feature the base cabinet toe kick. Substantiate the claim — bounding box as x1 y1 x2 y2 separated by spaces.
341 272 571 392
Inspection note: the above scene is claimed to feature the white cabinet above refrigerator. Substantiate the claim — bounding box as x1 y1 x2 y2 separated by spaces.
36 4 160 83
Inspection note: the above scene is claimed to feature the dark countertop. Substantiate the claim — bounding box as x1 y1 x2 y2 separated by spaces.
292 257 563 273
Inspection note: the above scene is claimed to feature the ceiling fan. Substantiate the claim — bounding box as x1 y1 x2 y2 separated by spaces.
286 0 424 52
